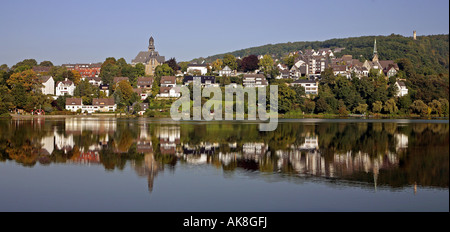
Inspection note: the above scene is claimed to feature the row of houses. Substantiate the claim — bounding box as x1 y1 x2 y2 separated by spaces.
65 98 116 113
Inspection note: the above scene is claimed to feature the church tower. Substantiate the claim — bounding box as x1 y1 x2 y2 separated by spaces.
148 36 155 52
372 39 379 62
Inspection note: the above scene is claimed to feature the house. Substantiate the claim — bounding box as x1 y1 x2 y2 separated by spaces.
276 69 290 79
277 63 289 71
133 88 148 100
65 98 83 112
160 76 176 87
382 63 399 77
62 63 102 78
33 66 51 75
395 81 408 97
290 80 318 95
129 103 149 115
99 84 109 97
332 65 350 78
131 36 165 76
56 79 75 96
159 86 181 98
83 77 102 86
113 77 129 85
242 74 268 87
137 77 154 89
39 76 54 95
219 65 232 76
187 64 208 75
92 98 116 112
183 76 216 87
65 97 116 113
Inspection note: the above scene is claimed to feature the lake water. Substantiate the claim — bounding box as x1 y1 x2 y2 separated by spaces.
0 118 448 212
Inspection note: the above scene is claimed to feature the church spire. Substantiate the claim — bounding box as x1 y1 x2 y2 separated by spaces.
372 38 379 62
148 36 155 52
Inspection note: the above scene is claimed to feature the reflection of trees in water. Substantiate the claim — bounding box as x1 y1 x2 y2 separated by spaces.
0 119 448 189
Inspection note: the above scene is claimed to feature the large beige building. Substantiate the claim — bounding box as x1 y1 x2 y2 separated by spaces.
132 36 165 76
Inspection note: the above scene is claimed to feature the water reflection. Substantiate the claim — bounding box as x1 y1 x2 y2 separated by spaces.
0 118 448 194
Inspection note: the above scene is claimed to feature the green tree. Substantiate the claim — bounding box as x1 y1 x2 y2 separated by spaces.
277 84 296 113
410 100 429 116
353 103 368 114
258 55 276 78
372 101 383 114
115 80 134 106
428 99 442 115
383 98 398 114
223 54 237 70
39 61 54 67
438 98 449 116
154 64 174 78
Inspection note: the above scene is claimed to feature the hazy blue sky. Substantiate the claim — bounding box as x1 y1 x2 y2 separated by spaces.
0 0 448 66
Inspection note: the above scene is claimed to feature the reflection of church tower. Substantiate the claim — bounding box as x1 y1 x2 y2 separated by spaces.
372 39 379 62
148 36 155 52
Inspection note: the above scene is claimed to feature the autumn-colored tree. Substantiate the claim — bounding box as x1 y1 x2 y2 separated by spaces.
71 70 81 85
7 70 40 91
115 80 134 106
211 59 223 71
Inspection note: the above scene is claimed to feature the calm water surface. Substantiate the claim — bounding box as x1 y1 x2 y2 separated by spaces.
0 118 448 212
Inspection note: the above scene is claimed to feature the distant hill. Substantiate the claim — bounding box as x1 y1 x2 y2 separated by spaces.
191 34 449 75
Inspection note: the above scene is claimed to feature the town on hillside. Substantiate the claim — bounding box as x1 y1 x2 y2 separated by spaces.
0 33 448 118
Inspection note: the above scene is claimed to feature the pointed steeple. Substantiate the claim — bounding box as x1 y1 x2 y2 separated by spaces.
372 39 378 62
148 36 155 52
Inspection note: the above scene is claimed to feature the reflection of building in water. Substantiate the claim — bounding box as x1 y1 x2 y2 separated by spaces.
136 122 153 154
157 126 180 155
131 154 160 193
298 136 319 150
395 133 408 151
69 151 101 164
242 142 268 161
40 135 55 155
180 142 220 164
65 118 117 133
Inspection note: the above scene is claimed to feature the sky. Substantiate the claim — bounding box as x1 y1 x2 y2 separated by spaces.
0 0 448 67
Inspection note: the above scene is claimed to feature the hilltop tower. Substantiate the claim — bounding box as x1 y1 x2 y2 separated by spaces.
372 39 379 62
148 36 155 52
413 30 417 40
132 36 165 76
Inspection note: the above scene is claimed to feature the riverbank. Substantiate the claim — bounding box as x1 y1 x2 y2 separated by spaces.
6 112 449 120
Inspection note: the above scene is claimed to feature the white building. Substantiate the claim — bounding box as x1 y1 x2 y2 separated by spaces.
56 79 75 96
219 65 232 76
395 81 408 97
187 64 208 75
290 79 318 95
242 74 268 88
39 76 55 95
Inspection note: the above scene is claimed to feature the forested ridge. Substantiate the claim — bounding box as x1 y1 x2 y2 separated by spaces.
193 34 449 75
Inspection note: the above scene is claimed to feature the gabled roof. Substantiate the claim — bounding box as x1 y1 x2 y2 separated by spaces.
39 76 53 83
161 76 176 84
137 77 154 85
66 98 82 106
132 51 165 64
113 77 129 83
397 81 406 87
56 80 74 86
92 98 115 106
